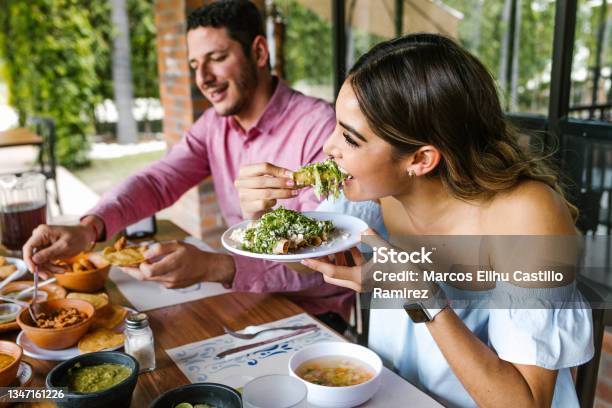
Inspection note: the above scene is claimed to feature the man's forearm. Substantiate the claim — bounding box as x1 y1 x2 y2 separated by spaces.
80 214 106 242
208 253 236 284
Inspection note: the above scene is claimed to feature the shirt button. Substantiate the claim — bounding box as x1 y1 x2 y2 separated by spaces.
248 129 261 138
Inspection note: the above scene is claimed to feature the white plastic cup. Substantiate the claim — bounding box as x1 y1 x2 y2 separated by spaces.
242 374 308 408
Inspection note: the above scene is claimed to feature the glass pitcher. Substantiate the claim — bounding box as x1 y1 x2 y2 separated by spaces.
0 173 47 253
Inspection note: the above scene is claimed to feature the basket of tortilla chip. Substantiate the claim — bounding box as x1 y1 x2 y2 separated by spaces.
101 237 147 267
16 299 94 350
52 252 110 293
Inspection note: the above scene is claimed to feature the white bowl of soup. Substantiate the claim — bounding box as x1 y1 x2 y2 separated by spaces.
288 342 382 408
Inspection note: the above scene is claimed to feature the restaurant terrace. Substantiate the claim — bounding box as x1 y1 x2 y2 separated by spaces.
0 0 611 407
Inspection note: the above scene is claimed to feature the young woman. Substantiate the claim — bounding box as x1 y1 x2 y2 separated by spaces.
300 34 593 407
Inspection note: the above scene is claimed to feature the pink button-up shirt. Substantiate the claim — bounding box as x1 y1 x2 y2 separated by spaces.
88 80 354 319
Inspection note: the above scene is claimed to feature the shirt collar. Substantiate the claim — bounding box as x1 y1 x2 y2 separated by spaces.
227 77 292 138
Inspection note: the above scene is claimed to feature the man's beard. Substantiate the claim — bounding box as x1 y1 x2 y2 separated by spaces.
216 60 258 117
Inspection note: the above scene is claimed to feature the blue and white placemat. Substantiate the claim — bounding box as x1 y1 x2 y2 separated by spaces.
166 313 442 407
165 313 341 385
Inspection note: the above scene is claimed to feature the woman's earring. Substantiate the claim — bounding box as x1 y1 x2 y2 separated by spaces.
408 169 416 178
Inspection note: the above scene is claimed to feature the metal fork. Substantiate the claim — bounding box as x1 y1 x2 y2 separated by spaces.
28 266 39 326
222 323 318 340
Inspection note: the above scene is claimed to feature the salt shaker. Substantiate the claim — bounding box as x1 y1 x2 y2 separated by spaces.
124 312 156 373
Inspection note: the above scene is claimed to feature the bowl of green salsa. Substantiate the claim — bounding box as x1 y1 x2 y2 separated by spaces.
45 351 139 408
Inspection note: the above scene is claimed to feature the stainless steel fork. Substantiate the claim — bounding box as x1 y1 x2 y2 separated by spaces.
28 265 39 325
222 323 318 340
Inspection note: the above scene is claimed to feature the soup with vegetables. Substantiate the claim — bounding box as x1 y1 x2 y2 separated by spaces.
295 356 374 387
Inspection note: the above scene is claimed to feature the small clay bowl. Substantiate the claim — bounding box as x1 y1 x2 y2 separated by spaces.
0 341 22 387
53 253 110 293
16 299 94 350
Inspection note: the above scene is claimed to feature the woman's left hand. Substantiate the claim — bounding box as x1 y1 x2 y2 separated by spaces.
301 247 365 292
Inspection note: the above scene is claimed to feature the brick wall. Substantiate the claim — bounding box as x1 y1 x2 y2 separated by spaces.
154 0 225 246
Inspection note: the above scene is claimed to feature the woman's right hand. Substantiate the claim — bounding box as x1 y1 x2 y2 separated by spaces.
235 162 299 220
22 223 95 275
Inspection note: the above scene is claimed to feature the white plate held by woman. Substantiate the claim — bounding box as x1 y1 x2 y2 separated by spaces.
221 212 368 262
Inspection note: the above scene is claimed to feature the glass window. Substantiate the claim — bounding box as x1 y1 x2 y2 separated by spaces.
345 0 396 69
569 0 611 122
444 0 556 115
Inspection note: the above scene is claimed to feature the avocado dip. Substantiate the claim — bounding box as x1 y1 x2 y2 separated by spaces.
65 363 131 393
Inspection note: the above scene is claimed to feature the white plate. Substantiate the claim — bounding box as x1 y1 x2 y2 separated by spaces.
17 307 135 361
2 257 28 280
221 212 368 262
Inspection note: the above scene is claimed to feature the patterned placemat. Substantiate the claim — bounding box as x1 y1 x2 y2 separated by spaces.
166 313 341 384
165 313 443 407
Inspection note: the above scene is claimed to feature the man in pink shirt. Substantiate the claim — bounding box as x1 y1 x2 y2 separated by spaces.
23 0 353 330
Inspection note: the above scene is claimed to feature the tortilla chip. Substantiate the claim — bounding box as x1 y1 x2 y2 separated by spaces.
114 236 127 251
103 247 145 266
78 329 125 353
0 264 17 279
52 252 101 274
92 304 128 330
67 292 109 310
0 256 5 267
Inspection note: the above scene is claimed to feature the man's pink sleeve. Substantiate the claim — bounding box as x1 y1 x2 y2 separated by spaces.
229 104 335 292
87 129 211 238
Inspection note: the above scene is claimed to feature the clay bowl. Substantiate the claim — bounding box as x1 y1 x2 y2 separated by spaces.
16 299 94 350
0 280 67 302
0 341 22 387
0 281 67 334
53 253 110 293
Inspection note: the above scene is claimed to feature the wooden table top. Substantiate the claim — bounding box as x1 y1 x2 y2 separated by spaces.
8 292 303 407
0 128 43 148
0 220 304 407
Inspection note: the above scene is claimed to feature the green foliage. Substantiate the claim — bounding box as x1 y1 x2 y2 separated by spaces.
276 0 333 86
572 0 611 106
0 0 158 168
87 0 159 101
0 0 101 168
444 0 557 114
129 0 159 100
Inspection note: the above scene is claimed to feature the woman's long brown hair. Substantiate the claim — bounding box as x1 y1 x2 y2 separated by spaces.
349 33 578 220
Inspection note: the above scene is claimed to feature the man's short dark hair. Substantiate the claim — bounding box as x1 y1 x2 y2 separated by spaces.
187 0 265 58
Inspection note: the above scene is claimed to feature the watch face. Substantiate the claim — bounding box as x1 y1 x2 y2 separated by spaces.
403 304 431 323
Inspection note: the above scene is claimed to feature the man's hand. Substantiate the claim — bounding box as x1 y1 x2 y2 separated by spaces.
23 223 96 275
235 162 299 220
120 241 236 288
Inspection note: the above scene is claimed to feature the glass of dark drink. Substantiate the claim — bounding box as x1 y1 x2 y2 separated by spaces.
0 173 47 255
